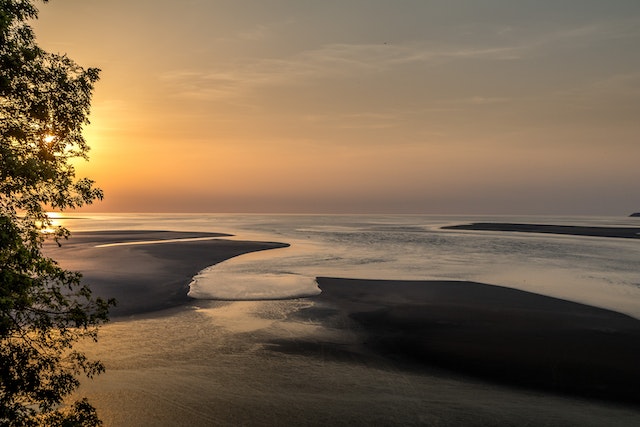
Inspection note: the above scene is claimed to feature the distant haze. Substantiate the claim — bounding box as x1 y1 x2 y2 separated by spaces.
34 0 640 214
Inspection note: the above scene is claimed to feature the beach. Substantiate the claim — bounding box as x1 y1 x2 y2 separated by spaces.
45 227 640 426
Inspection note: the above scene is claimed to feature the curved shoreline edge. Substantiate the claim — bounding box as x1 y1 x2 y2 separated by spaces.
45 230 289 317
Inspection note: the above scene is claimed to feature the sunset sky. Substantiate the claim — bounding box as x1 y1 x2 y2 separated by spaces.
33 0 640 214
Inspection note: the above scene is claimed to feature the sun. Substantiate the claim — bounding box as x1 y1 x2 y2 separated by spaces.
44 134 55 143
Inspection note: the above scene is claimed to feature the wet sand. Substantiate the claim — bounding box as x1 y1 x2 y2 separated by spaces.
313 278 640 404
46 231 640 425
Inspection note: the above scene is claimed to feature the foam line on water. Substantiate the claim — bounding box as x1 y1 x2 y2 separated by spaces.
188 271 320 300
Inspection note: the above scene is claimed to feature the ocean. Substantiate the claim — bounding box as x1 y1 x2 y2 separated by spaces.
51 213 640 319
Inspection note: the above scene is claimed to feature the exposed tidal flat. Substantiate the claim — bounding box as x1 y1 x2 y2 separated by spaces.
44 214 640 426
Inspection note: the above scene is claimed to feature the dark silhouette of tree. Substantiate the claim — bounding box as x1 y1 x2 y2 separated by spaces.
1 1 113 424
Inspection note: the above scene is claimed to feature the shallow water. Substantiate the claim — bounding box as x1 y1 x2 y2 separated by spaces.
73 298 640 427
52 213 640 318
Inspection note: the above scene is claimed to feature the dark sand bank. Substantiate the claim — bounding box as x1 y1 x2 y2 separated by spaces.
44 231 289 316
311 278 640 404
442 222 640 239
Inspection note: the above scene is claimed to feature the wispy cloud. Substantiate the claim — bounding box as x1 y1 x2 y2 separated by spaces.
507 16 640 53
212 18 296 43
159 41 521 100
159 16 640 102
552 17 640 42
548 72 640 108
235 25 271 41
302 112 402 130
457 96 511 105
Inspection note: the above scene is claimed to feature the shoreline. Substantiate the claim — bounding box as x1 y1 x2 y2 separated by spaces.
47 230 640 408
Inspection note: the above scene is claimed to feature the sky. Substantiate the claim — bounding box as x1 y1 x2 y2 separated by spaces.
32 0 640 214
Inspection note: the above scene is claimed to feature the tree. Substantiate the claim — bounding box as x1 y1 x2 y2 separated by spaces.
1 0 113 425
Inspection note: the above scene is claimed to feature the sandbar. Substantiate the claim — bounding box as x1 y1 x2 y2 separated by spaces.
442 222 640 239
311 277 640 404
45 230 289 316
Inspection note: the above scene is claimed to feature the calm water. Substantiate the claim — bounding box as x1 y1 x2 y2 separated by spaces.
51 213 640 318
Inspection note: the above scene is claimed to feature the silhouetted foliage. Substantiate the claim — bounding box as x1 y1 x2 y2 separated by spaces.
1 0 113 425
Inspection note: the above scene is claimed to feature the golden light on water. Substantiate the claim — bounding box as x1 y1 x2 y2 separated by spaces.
38 212 63 234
